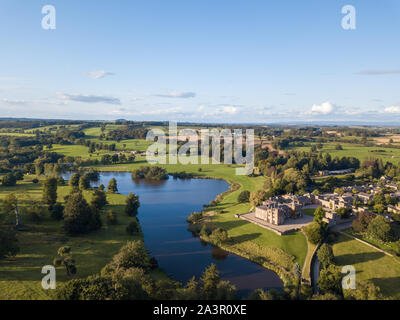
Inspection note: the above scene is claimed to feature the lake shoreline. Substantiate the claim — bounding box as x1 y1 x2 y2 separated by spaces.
91 165 291 289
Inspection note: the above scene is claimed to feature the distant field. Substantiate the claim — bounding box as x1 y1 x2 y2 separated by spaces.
0 132 35 137
291 142 400 164
24 124 81 134
332 233 400 299
44 144 110 159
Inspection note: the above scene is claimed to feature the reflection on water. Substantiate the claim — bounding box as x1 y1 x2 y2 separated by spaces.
211 247 229 261
66 171 283 297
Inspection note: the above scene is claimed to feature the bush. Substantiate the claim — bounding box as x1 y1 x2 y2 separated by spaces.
63 192 102 235
2 173 17 187
51 203 64 221
132 166 168 180
186 212 203 224
106 210 118 225
27 204 46 223
304 222 324 245
367 215 392 242
210 228 230 244
0 228 19 259
238 190 250 203
125 193 140 217
200 225 212 237
126 221 140 235
91 190 108 210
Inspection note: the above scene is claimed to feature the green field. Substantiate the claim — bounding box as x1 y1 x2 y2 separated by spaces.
332 233 400 298
0 132 35 137
292 142 400 165
44 144 108 159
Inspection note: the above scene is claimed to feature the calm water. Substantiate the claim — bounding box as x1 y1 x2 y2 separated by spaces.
81 172 283 296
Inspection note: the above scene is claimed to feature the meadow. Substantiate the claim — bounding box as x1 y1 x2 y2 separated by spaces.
332 234 400 298
0 175 149 300
292 142 400 165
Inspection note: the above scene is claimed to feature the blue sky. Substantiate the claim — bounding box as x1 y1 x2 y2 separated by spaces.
0 0 399 123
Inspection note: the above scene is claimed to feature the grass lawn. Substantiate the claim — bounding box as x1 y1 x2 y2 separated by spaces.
0 175 164 300
332 233 400 299
302 208 316 216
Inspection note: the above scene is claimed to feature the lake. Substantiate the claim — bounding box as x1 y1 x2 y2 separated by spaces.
87 172 283 297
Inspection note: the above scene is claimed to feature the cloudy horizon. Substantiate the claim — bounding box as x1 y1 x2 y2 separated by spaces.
0 1 399 123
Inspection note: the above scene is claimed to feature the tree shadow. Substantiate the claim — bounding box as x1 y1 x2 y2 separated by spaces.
336 251 385 264
215 219 250 231
231 233 262 244
369 276 400 297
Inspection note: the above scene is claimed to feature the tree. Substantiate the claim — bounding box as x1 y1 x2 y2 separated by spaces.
344 281 384 300
304 222 324 244
318 265 343 296
79 173 91 190
107 178 118 193
3 193 17 214
367 215 392 242
125 193 140 217
249 190 267 208
69 173 80 189
200 263 220 299
106 210 117 225
317 243 335 268
126 221 140 235
336 207 352 219
313 206 325 224
2 173 17 187
53 246 77 277
102 241 150 273
335 144 343 150
352 211 373 233
63 192 101 235
42 177 58 207
50 202 64 221
0 228 19 259
91 189 108 210
209 228 230 244
238 190 250 203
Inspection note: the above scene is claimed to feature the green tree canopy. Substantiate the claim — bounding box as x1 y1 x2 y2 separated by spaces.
107 178 118 193
317 243 335 269
125 193 140 217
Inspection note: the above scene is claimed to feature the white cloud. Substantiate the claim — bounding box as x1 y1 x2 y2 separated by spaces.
87 71 115 79
356 69 400 75
1 98 27 105
58 93 121 105
310 101 334 115
219 105 238 115
384 106 400 113
154 91 196 98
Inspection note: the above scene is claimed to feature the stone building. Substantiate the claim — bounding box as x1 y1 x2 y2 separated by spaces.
255 199 302 226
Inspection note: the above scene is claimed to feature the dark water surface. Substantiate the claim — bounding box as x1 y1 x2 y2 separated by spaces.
85 172 283 296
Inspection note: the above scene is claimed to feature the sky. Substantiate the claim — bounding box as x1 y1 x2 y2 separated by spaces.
0 0 399 123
